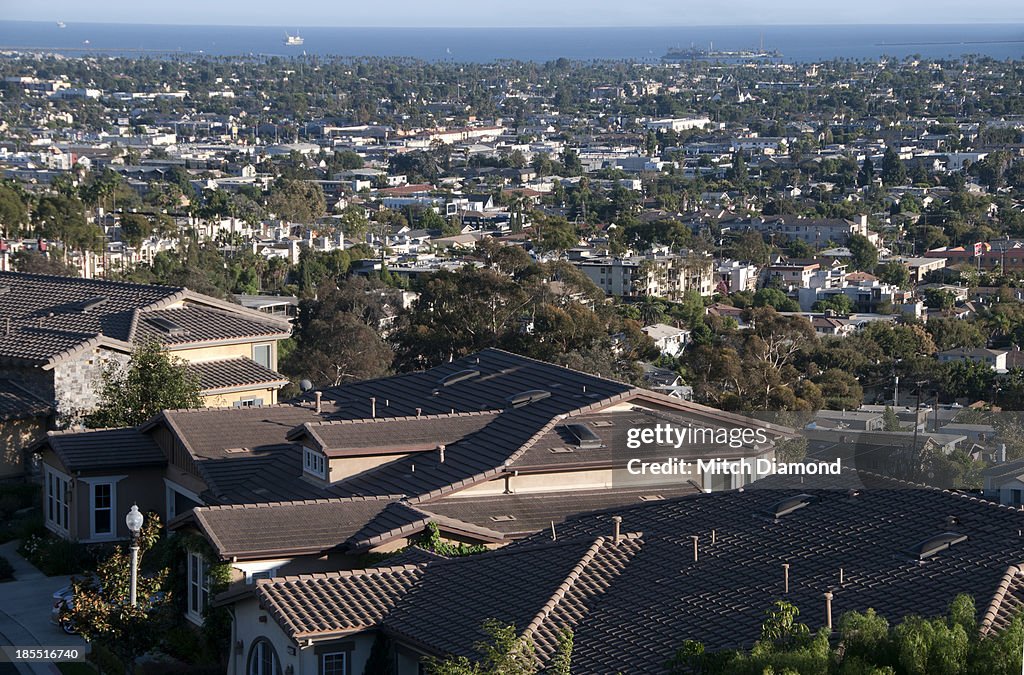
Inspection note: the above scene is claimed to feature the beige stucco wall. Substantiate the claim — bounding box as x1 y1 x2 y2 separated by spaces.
170 341 277 370
203 388 278 408
229 595 378 675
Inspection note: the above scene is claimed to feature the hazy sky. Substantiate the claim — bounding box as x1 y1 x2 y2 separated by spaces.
5 0 1023 27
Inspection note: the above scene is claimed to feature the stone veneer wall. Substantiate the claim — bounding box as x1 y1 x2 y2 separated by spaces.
51 347 130 422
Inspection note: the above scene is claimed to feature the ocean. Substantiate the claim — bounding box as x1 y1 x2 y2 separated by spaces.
0 21 1022 63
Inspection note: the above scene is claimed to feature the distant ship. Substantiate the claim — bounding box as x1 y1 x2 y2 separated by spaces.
283 32 304 46
663 43 782 63
56 21 66 29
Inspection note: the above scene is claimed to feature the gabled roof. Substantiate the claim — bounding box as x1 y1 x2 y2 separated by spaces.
187 358 290 393
184 496 401 560
290 411 501 456
256 565 426 640
45 427 166 473
0 272 290 368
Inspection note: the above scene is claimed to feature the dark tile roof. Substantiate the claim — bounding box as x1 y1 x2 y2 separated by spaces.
345 501 506 553
520 485 1024 672
243 475 1024 671
135 305 289 346
382 534 643 662
46 427 166 473
187 497 400 560
419 484 701 537
294 411 500 456
0 379 52 421
0 272 288 367
256 565 426 640
186 358 289 393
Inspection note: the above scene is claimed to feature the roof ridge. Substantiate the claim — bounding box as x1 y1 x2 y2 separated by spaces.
195 495 403 511
257 563 425 585
980 564 1024 636
519 536 609 644
305 409 504 428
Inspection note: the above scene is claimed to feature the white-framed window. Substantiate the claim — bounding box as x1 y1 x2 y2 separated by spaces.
322 652 346 675
252 343 272 370
234 397 264 408
44 466 70 534
90 482 115 538
247 639 281 675
187 551 210 624
303 446 327 479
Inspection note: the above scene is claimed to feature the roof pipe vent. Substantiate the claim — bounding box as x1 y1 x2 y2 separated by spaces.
438 444 446 463
783 563 790 594
825 592 834 631
611 515 622 544
314 391 322 414
370 397 376 418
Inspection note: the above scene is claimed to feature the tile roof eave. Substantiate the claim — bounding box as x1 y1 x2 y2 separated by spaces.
41 334 134 371
345 503 507 553
180 289 293 332
981 563 1024 636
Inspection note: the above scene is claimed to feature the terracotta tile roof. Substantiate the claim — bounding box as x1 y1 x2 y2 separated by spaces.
45 427 166 473
187 496 400 560
186 358 289 393
256 565 426 640
0 379 52 421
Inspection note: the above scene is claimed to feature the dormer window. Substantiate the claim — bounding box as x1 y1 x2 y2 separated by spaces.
303 446 327 479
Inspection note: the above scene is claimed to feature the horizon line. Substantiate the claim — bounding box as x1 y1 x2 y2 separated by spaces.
3 19 1024 29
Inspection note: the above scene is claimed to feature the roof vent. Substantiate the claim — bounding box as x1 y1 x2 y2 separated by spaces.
564 423 602 449
76 296 108 313
549 446 575 454
909 532 967 560
438 369 481 387
770 494 816 519
146 316 189 337
506 389 551 409
490 514 517 522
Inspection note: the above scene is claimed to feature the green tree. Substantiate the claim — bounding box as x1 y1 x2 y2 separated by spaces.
881 147 908 186
883 406 906 431
424 619 538 675
119 214 153 248
85 342 203 427
266 177 326 223
848 234 879 271
66 512 171 674
814 368 864 409
0 183 29 238
877 260 911 288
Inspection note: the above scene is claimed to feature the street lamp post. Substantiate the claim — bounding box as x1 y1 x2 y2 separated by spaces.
125 505 144 608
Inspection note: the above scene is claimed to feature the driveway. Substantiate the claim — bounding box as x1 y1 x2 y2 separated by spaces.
0 540 89 675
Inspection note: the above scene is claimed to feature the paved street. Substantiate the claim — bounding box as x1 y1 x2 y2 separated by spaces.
0 541 89 675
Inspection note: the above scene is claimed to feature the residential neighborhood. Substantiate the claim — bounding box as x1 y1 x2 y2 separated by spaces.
3 8 1024 674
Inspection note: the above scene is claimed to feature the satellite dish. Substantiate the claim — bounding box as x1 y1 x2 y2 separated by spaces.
299 379 313 392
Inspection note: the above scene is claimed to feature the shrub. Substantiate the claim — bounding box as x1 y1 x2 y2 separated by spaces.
18 534 104 576
86 643 124 675
0 555 14 581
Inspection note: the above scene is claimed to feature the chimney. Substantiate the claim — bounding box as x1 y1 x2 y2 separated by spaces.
783 563 790 594
824 591 834 631
314 391 322 414
611 515 622 544
691 535 699 562
370 397 376 418
438 444 446 463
